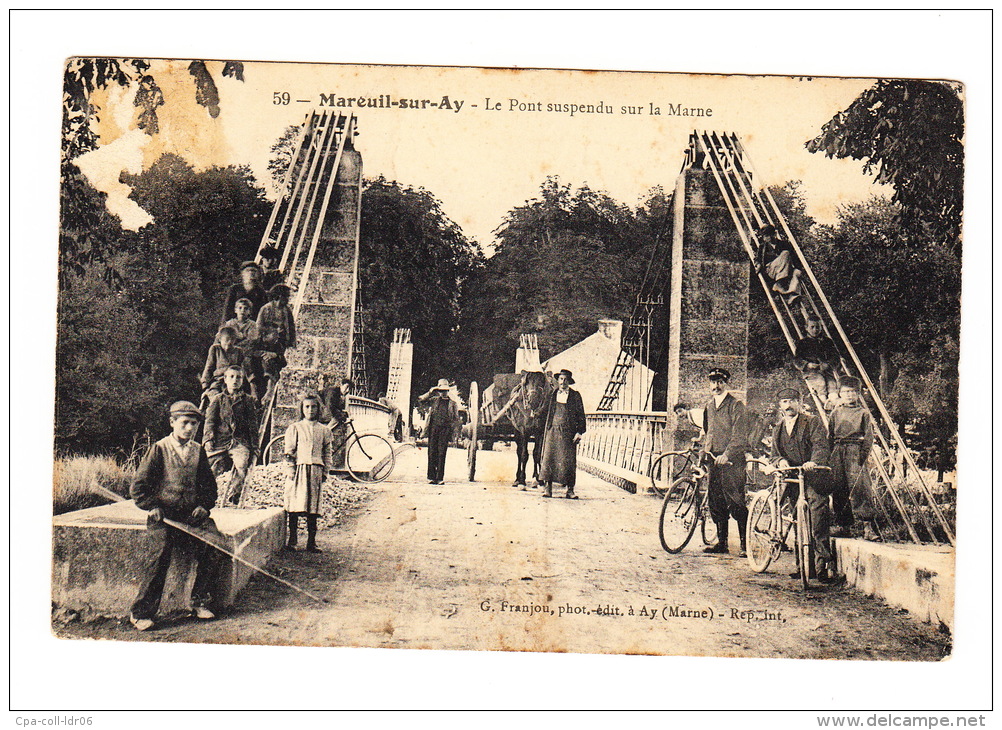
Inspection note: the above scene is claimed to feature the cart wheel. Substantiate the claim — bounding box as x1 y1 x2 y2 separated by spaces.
467 381 479 481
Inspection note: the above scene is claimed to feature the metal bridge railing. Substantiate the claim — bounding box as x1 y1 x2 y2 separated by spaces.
579 412 669 479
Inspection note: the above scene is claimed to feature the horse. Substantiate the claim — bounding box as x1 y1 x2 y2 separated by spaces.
491 370 554 488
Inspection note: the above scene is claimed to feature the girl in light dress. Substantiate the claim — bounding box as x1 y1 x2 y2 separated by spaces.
283 395 334 552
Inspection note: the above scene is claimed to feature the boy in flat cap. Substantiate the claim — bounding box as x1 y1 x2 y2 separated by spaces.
769 388 839 583
129 401 222 631
221 260 268 325
828 376 879 540
701 367 750 556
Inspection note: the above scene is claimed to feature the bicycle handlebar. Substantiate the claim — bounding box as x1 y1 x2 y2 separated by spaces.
772 464 832 472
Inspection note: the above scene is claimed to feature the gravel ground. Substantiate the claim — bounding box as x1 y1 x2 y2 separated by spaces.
235 462 374 527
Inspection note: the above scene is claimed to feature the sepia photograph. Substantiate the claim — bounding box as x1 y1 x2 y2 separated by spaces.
11 8 992 719
50 55 962 656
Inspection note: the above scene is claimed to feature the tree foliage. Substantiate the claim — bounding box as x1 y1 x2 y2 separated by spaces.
804 196 960 471
456 177 664 390
55 158 270 454
60 58 246 284
806 79 964 251
358 177 484 396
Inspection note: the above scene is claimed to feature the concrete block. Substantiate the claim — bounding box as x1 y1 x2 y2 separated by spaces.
313 337 351 375
284 338 318 370
335 150 362 184
577 456 642 494
310 242 355 269
276 368 323 404
834 539 955 631
303 271 353 306
680 320 749 355
297 303 351 339
52 502 286 617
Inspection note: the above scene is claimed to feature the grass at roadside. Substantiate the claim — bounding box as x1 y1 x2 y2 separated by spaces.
53 455 133 515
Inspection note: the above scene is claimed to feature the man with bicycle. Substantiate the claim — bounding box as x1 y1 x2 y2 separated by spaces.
701 368 750 557
768 387 840 584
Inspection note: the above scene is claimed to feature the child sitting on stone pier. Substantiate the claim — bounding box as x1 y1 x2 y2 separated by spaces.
257 283 296 401
129 401 222 631
200 327 248 410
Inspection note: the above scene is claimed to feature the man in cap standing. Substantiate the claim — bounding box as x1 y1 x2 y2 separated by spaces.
828 376 879 540
221 260 268 325
419 379 461 484
769 387 839 583
129 401 222 631
701 368 750 556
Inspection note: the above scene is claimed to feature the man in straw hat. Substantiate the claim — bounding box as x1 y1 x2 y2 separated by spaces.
419 379 461 484
701 367 750 556
539 369 587 499
128 401 222 631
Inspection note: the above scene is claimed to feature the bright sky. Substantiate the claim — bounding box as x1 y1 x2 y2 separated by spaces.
76 60 890 249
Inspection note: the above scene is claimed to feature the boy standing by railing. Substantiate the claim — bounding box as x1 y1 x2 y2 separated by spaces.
828 376 879 541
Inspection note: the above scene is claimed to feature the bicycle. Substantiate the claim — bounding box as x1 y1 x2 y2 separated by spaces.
656 444 719 553
745 461 831 589
263 417 397 483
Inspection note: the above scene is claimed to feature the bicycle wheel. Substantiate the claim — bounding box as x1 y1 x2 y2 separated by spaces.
700 498 718 546
658 477 700 553
746 492 777 572
795 499 814 590
263 435 285 465
345 433 396 483
649 454 673 496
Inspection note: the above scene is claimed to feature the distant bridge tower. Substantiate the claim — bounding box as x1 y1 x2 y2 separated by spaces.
386 328 413 433
515 334 542 372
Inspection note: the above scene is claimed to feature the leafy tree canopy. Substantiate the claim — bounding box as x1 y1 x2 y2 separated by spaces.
456 177 665 390
806 79 964 251
358 177 484 396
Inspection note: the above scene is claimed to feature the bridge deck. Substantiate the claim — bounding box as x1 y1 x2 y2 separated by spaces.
56 446 950 659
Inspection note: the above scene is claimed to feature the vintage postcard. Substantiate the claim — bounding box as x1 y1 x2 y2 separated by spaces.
51 57 961 663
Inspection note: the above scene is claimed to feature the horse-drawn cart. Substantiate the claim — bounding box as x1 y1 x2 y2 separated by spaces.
465 371 553 485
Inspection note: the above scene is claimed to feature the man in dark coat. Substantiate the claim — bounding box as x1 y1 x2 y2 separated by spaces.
701 367 749 556
539 369 587 499
221 261 268 325
418 379 461 484
769 387 839 583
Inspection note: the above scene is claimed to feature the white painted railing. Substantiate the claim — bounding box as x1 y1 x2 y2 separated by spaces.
579 411 670 478
347 395 392 436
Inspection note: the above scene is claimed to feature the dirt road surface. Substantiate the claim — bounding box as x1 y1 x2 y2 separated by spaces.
55 446 950 660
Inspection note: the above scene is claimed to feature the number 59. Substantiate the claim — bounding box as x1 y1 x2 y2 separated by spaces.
273 91 291 105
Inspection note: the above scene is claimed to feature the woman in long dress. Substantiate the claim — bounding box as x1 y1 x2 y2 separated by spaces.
283 395 334 552
539 369 587 499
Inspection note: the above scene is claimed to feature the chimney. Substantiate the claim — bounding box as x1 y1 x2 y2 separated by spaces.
598 319 623 347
